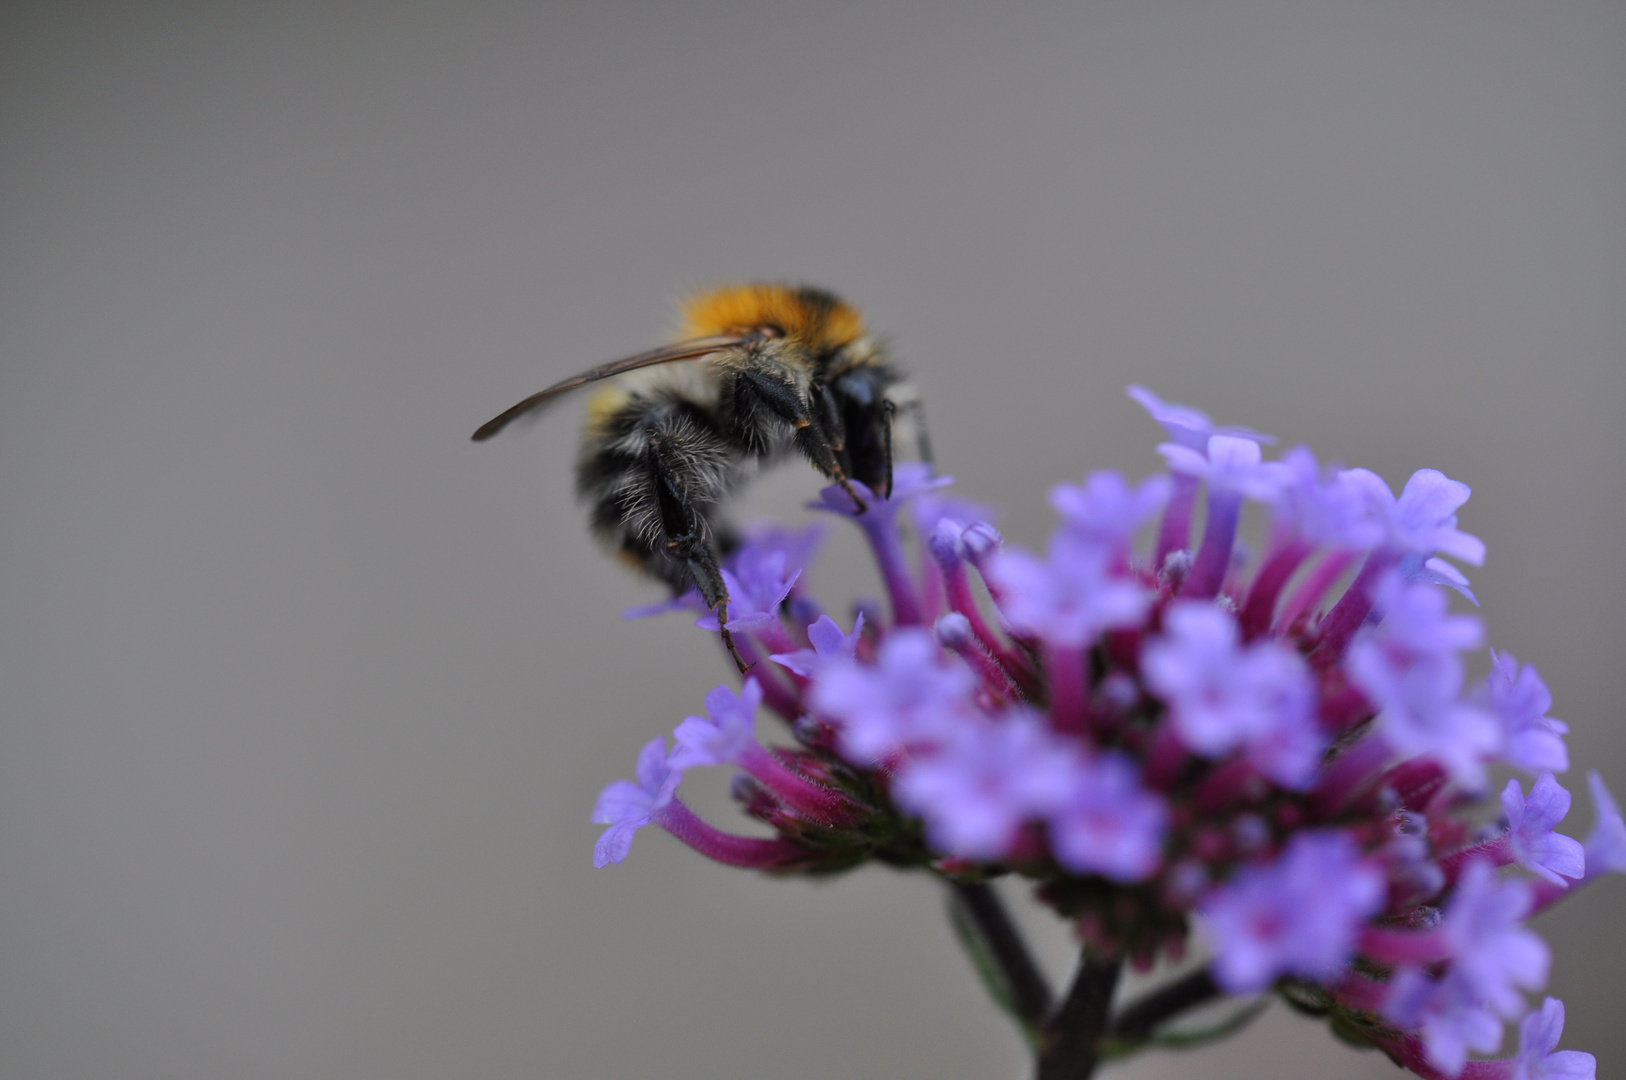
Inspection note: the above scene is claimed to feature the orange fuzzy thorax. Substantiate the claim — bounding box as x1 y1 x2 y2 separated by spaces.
678 284 867 352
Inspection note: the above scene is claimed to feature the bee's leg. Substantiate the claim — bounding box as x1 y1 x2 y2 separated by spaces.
879 400 897 500
813 383 851 474
737 370 867 512
672 535 749 674
647 436 751 673
898 397 933 470
807 393 867 513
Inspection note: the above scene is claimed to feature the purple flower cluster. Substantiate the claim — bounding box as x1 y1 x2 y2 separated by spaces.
591 387 1617 1078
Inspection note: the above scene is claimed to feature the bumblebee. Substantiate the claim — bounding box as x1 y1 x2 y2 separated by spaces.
473 284 924 669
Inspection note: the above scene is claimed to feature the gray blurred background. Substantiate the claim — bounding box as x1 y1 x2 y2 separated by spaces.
2 3 1622 1078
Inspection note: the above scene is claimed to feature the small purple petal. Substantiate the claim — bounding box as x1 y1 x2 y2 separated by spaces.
894 709 1081 860
1048 471 1170 554
1267 446 1385 551
1440 860 1549 1020
1127 385 1274 449
669 679 763 771
1144 602 1324 787
696 556 801 632
1501 773 1585 885
1156 436 1285 516
1513 998 1597 1080
1411 557 1479 605
1393 470 1486 567
1385 966 1504 1077
988 542 1151 648
1046 752 1168 882
1582 772 1626 880
1199 830 1385 992
810 629 979 762
1346 575 1497 787
771 612 864 678
1480 652 1570 775
591 737 682 867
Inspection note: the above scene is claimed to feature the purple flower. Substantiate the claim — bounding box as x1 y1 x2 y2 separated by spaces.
1511 998 1596 1080
1409 557 1480 606
695 548 801 633
988 541 1151 648
1266 446 1385 551
1127 385 1274 449
810 628 978 762
591 737 681 867
770 612 864 679
1581 771 1626 881
669 680 762 771
1440 860 1549 1021
1048 471 1170 555
1143 602 1325 788
1385 966 1504 1077
1341 466 1486 569
1391 469 1487 567
1158 434 1282 502
1045 751 1168 882
1198 830 1385 993
1480 652 1570 775
808 461 953 521
893 709 1081 860
1346 575 1498 786
1501 773 1584 886
912 488 999 538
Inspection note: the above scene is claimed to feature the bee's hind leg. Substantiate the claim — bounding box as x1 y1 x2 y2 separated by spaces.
673 536 750 674
647 435 751 674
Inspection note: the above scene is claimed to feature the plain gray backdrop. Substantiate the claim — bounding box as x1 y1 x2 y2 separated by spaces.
3 3 1623 1078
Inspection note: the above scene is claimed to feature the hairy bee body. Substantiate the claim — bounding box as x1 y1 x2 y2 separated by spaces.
474 283 921 666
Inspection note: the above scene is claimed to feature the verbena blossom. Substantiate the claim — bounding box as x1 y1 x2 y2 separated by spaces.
588 388 1613 1078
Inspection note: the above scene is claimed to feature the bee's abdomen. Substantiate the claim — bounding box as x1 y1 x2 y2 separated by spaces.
575 389 737 592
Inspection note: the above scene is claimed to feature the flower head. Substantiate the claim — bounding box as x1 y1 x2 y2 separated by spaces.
583 388 1610 1080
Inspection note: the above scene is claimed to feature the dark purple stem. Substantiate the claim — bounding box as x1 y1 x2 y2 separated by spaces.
857 514 923 626
653 798 801 869
1312 551 1396 661
740 744 857 825
1239 537 1312 638
1045 643 1088 735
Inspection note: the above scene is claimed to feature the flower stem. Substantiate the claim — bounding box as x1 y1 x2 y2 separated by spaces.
1108 968 1220 1042
949 881 1054 1035
1035 950 1121 1080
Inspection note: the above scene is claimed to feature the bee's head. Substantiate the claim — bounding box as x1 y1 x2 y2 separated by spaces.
678 283 866 354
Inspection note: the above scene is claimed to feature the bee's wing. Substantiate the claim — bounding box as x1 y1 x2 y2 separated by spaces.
471 332 754 441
